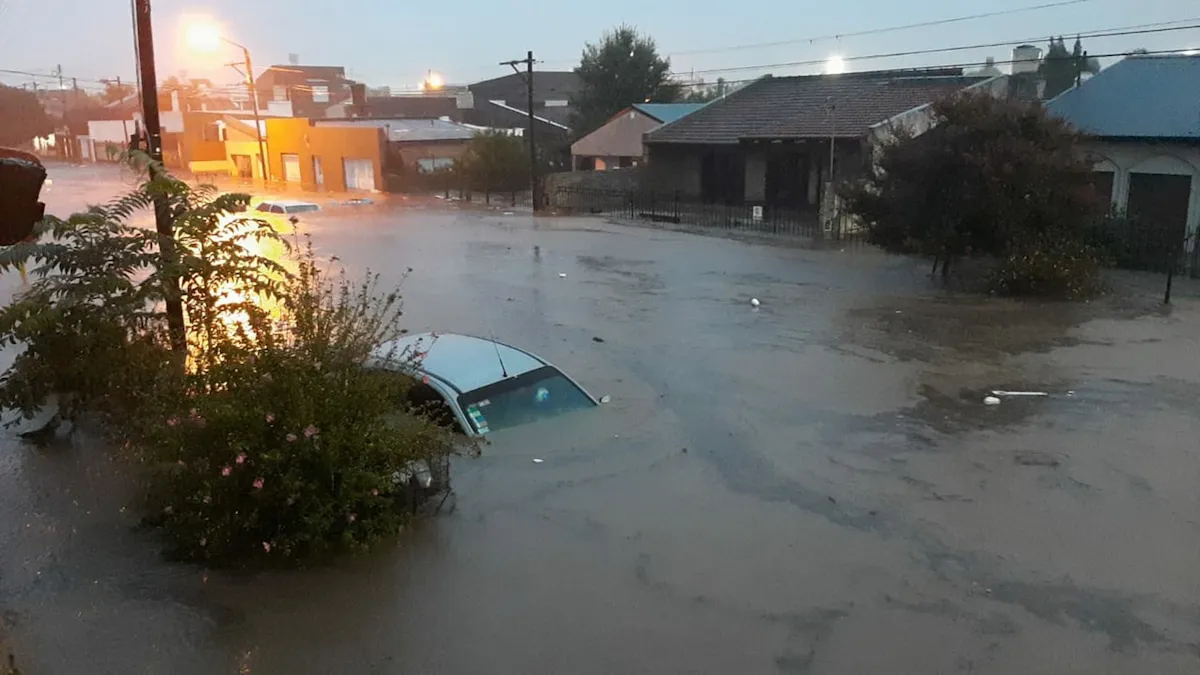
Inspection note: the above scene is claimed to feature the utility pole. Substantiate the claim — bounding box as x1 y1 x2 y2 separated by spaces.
240 47 270 183
134 0 186 352
500 51 540 211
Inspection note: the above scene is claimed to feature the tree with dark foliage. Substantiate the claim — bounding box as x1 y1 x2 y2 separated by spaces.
0 86 54 149
570 25 680 137
842 93 1106 293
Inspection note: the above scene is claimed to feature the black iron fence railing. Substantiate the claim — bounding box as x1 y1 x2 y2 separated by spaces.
552 187 867 243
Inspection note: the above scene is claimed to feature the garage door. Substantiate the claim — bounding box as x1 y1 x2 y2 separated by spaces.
281 154 301 183
343 158 376 191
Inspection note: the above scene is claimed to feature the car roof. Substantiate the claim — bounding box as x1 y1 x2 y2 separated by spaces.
260 199 320 208
372 332 547 394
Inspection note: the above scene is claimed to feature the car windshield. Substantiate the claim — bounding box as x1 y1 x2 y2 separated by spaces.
286 204 320 214
457 365 595 434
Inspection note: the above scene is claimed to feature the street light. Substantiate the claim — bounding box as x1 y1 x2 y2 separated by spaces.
187 23 270 183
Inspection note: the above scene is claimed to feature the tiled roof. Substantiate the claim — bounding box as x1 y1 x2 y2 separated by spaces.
1045 54 1200 139
647 71 990 144
632 103 706 124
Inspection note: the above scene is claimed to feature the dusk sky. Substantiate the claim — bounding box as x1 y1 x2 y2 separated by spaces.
1 0 1198 94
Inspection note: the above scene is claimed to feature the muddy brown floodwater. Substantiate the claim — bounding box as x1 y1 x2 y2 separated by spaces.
2 165 1199 674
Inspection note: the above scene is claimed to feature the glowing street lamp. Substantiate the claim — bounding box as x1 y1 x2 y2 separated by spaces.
421 70 445 91
825 55 847 75
186 21 270 182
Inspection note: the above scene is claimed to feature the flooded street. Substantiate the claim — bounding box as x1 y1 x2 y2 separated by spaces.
2 165 1199 673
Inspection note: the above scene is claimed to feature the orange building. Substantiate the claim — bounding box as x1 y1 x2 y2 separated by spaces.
176 114 387 193
264 118 386 193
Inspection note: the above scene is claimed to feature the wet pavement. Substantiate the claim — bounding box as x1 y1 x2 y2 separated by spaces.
2 164 1199 674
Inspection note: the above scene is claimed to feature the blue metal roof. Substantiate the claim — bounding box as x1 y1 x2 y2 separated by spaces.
1045 55 1200 139
632 103 706 124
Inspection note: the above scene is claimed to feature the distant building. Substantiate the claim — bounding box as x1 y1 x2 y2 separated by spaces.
1046 53 1200 270
255 65 353 119
643 68 1003 210
572 103 705 171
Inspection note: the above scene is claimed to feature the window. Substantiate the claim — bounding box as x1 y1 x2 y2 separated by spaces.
311 85 330 103
273 85 289 101
200 123 222 142
417 157 454 173
283 204 320 214
457 366 594 434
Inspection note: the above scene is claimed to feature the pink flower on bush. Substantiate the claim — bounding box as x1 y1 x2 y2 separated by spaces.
167 416 180 427
304 424 320 439
347 513 357 523
371 489 379 497
253 477 265 490
286 433 298 442
265 413 276 424
262 542 271 553
235 452 247 465
221 466 232 477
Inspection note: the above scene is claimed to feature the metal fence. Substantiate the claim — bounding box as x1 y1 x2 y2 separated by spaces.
1084 216 1199 279
552 187 867 243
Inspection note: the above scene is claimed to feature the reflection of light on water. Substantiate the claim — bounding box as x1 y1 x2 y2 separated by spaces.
194 214 297 359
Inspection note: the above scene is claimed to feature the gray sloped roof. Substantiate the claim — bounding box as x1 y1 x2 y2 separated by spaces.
1045 54 1200 139
647 70 988 144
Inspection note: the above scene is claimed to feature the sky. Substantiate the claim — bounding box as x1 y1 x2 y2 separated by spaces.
1 0 1198 96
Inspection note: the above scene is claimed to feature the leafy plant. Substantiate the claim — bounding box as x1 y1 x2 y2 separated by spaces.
0 156 456 564
990 230 1105 299
843 92 1107 289
134 247 453 562
570 25 681 137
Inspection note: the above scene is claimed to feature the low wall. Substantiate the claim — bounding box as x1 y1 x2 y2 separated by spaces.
544 168 640 206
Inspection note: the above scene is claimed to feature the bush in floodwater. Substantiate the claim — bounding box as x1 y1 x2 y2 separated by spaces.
0 156 457 564
989 230 1105 299
134 248 456 562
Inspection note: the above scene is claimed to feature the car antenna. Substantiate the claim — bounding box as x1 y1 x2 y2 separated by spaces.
490 332 510 379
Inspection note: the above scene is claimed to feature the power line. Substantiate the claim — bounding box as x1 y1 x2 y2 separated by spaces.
680 21 1200 78
668 0 1102 57
673 46 1193 88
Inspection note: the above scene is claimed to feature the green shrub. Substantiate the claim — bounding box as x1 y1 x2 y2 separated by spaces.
0 158 455 564
990 231 1105 299
133 243 454 562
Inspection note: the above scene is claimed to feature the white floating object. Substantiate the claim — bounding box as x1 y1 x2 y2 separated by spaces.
532 458 544 464
599 395 611 404
992 391 1048 397
558 273 567 278
983 396 1002 406
503 211 515 216
750 298 761 307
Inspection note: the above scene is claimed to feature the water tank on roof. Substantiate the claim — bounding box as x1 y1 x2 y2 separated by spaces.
1012 45 1042 75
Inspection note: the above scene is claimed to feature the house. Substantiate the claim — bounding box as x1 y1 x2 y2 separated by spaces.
255 65 352 119
1045 54 1200 250
465 71 580 128
642 68 1002 213
264 118 385 191
313 118 477 174
571 103 705 171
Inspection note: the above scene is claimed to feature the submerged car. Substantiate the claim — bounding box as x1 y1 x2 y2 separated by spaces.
253 199 321 215
369 332 598 436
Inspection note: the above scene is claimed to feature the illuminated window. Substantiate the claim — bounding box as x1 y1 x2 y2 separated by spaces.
311 85 330 103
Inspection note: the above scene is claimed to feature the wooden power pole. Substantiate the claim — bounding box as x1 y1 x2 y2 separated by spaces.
134 0 186 352
500 51 540 211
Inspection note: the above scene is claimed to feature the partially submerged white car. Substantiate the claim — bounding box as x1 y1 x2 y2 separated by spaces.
369 332 599 437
